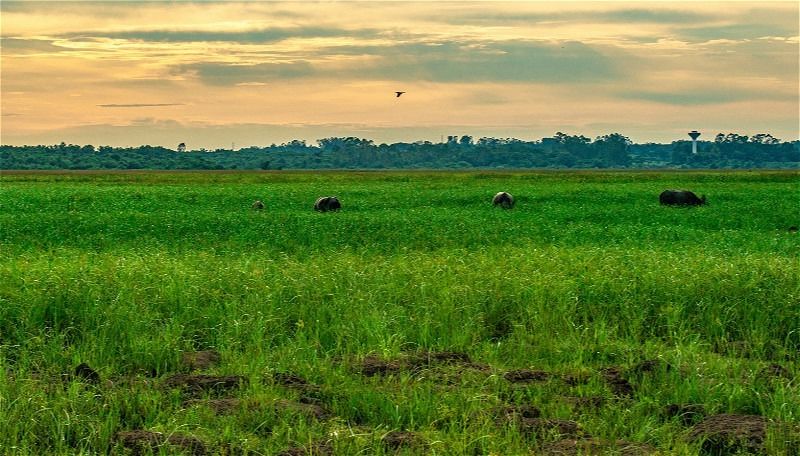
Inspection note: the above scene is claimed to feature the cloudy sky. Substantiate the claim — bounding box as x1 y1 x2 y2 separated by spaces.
1 1 798 148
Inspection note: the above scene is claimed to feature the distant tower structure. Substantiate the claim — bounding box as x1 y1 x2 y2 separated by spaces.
177 142 186 153
688 130 701 154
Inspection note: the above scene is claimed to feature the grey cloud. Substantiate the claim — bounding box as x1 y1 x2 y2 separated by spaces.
62 26 393 44
175 61 315 86
600 9 712 24
0 37 68 54
178 40 621 85
436 9 712 26
335 40 620 83
676 23 798 41
620 88 788 106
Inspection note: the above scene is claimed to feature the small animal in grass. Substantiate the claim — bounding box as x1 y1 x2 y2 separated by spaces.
314 196 341 212
75 363 100 384
492 191 515 209
659 189 706 206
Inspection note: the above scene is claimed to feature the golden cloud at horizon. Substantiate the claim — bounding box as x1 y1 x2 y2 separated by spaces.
2 1 797 147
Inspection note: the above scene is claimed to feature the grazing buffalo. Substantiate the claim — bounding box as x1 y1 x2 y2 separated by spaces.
314 196 341 212
492 191 515 209
659 190 706 206
252 200 265 210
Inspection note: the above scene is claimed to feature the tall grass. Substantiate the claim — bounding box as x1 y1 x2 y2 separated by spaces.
0 170 797 454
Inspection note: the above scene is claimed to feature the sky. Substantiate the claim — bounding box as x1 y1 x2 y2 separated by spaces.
1 1 798 149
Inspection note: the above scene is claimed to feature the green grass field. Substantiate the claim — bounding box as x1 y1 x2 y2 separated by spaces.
0 170 798 455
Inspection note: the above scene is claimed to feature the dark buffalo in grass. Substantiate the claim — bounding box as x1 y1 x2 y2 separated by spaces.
492 192 515 209
659 190 706 206
314 196 341 212
252 200 265 210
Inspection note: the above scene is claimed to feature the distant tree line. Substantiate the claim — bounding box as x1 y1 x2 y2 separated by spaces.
1 133 797 170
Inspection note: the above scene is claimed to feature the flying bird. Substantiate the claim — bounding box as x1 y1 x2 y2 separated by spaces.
395 91 405 97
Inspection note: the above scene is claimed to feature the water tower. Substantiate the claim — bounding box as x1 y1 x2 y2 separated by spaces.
688 130 700 154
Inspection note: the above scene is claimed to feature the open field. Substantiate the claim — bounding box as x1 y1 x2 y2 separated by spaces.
0 170 798 455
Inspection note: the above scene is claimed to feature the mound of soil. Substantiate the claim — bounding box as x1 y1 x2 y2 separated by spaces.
562 372 591 386
408 350 472 365
504 369 550 383
664 404 706 425
382 431 425 449
497 404 542 420
600 367 634 396
688 414 767 455
561 396 605 411
183 397 329 420
180 350 221 371
519 418 583 438
274 399 330 420
357 351 489 377
271 371 324 394
757 363 792 382
185 398 242 415
272 371 311 387
630 359 670 375
115 430 206 456
277 440 333 456
163 374 247 395
358 355 404 376
543 438 655 455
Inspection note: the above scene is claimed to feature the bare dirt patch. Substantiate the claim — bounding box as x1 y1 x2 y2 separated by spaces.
274 399 330 420
356 351 489 377
270 371 323 394
687 413 767 455
180 350 221 371
496 404 542 421
600 367 634 397
185 398 243 415
542 438 655 455
358 355 404 376
272 371 312 387
409 350 472 366
115 430 206 456
183 397 329 420
163 374 247 395
561 396 606 411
